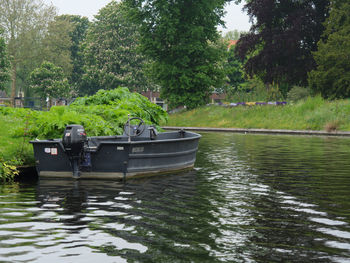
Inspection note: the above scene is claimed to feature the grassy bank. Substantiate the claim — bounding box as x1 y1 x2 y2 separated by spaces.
0 113 35 180
0 114 34 162
165 96 350 131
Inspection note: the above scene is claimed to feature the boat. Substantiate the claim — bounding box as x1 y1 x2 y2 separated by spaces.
30 117 201 180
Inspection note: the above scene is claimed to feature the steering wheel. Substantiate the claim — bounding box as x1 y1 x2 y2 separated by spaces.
124 117 146 137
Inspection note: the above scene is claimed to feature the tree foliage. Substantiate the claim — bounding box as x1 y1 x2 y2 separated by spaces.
308 0 350 99
235 0 330 86
0 32 10 90
126 0 229 109
59 15 90 95
81 1 151 95
29 61 70 100
0 0 56 101
226 45 245 89
42 16 73 77
223 30 244 41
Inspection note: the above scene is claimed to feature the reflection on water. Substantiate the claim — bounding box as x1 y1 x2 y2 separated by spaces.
1 133 350 262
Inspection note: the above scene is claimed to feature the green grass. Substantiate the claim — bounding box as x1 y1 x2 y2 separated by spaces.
164 96 350 131
0 114 34 181
0 114 34 164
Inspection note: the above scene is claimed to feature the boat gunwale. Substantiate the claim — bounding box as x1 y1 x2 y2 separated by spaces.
29 131 201 145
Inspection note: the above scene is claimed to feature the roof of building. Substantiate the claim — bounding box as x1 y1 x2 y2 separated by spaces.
228 40 238 49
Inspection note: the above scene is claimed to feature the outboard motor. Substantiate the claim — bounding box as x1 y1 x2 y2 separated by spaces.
62 125 87 178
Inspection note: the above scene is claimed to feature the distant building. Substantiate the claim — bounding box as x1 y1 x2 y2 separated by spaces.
227 40 238 50
211 92 226 104
140 90 168 111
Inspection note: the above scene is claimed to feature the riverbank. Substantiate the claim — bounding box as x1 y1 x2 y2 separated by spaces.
164 96 350 132
0 114 34 163
0 113 34 181
2 95 350 180
163 126 350 137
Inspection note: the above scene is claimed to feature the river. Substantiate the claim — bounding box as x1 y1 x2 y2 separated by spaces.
1 132 350 262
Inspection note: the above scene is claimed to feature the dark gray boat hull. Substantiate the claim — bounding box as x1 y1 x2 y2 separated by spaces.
30 131 201 179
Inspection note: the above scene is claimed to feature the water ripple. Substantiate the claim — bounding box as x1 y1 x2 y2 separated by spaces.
1 133 350 262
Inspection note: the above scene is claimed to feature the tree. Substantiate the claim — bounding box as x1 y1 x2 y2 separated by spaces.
58 15 89 95
126 0 229 109
0 31 10 90
41 15 90 96
308 1 350 99
0 0 56 103
214 41 245 98
29 61 70 104
223 30 244 41
235 0 330 87
225 45 245 90
42 16 73 77
81 1 151 95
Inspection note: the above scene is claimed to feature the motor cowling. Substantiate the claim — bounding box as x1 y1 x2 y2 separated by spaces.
62 125 87 158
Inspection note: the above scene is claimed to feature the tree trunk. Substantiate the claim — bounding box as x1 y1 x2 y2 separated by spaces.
10 63 17 107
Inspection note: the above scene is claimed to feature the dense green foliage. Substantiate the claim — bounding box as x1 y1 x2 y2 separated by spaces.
0 109 33 181
223 45 245 95
230 77 284 102
236 0 330 87
308 0 350 99
81 1 151 95
0 87 167 140
29 61 70 101
60 15 90 95
42 16 73 77
1 0 348 110
126 0 228 109
0 0 56 100
222 30 244 41
0 87 167 180
0 32 10 90
71 87 167 125
41 14 90 96
25 88 165 139
166 96 350 131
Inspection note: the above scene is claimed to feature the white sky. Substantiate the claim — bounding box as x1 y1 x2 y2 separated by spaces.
44 0 251 33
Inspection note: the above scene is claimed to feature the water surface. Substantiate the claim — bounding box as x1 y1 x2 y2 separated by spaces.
1 132 350 262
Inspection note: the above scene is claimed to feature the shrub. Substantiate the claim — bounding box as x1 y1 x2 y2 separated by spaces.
71 87 168 125
25 107 114 139
287 86 310 102
230 77 284 102
0 161 19 182
14 87 168 139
